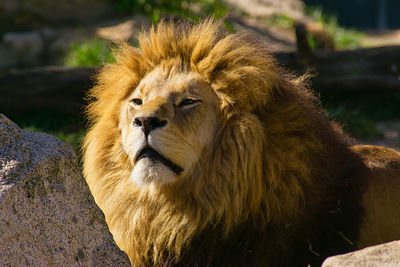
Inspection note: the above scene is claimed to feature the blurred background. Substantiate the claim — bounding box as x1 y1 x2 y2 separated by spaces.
0 0 399 154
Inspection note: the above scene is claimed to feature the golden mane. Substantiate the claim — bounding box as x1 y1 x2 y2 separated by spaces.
83 19 365 266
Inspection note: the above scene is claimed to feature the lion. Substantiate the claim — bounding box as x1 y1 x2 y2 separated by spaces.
82 19 400 266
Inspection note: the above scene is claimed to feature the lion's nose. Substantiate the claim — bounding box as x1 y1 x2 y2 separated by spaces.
134 116 167 136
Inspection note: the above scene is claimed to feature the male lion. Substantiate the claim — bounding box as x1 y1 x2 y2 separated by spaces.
83 20 400 266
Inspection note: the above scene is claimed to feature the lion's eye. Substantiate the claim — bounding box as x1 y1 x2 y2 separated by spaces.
178 98 201 108
131 98 143 105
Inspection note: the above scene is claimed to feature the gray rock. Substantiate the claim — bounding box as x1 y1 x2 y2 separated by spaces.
0 114 130 266
3 32 44 55
0 32 44 67
322 241 400 267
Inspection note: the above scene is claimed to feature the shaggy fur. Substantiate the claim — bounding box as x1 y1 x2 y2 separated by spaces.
83 19 400 266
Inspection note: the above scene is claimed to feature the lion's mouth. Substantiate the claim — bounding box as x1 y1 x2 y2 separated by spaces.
135 146 184 175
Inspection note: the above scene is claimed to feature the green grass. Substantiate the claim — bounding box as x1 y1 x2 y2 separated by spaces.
265 14 295 28
64 38 114 67
327 105 379 139
306 7 365 50
321 91 400 139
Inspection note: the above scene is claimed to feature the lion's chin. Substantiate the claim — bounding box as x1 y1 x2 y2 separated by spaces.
130 158 177 187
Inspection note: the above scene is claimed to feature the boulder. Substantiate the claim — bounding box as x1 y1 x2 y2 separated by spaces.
0 114 130 266
322 241 400 266
0 31 44 67
96 16 150 43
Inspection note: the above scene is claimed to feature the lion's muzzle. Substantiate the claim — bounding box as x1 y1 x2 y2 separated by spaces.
136 146 184 175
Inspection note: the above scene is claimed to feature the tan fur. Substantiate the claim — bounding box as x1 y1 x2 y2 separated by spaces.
352 145 400 248
83 19 400 266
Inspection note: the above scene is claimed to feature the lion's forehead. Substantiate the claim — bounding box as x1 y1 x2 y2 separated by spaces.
135 68 208 100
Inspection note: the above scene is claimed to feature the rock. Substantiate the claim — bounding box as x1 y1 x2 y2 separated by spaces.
96 16 150 43
0 115 130 266
3 32 44 56
0 32 44 67
322 241 400 266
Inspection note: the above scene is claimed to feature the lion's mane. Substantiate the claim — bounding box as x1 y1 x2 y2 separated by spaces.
83 20 368 266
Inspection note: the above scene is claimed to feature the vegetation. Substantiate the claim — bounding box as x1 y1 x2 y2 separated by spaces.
306 7 365 50
265 14 295 28
321 89 400 139
327 106 379 138
63 38 114 67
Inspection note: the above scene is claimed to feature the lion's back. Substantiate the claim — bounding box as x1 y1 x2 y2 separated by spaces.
351 145 400 248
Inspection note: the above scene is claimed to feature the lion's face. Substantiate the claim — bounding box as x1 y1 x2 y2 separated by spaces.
119 66 220 187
